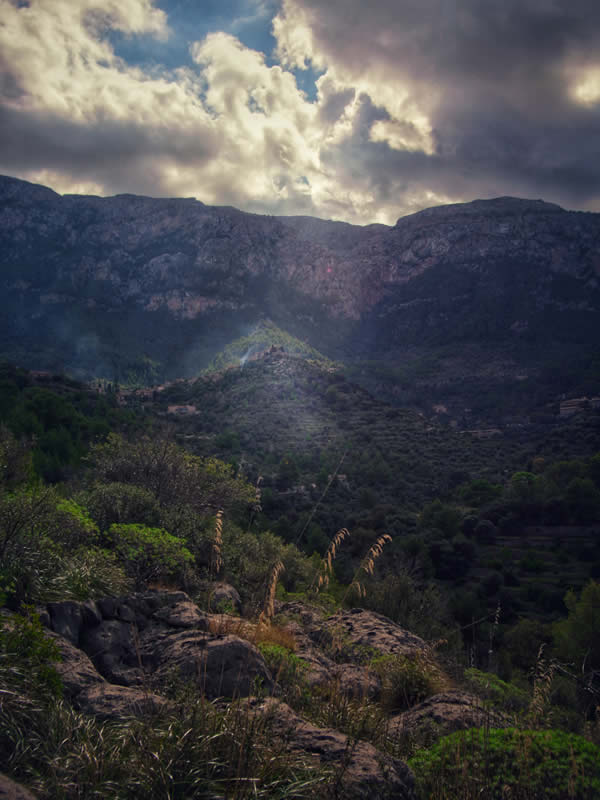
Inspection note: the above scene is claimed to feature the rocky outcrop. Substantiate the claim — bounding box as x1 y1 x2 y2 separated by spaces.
208 582 242 614
30 591 522 796
0 774 38 800
278 603 383 698
256 699 416 800
46 631 106 699
389 690 508 738
76 684 169 722
310 608 427 662
44 591 272 699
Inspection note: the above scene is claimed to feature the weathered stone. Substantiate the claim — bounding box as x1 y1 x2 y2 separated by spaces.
80 619 141 685
46 601 82 645
46 600 103 646
76 684 168 721
389 690 508 738
208 583 242 614
311 609 427 662
152 633 273 699
46 631 106 698
331 663 382 701
277 601 326 629
153 600 209 629
257 700 416 800
277 619 336 688
0 774 38 800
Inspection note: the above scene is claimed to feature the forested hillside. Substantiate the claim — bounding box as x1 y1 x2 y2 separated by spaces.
1 362 600 798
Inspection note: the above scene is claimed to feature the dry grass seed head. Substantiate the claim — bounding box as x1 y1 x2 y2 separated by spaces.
317 527 351 592
346 534 392 600
211 509 224 575
529 644 557 724
259 560 285 626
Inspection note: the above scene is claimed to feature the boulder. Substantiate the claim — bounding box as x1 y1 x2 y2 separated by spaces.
150 632 274 699
331 663 382 701
96 591 190 627
389 690 508 739
208 583 242 614
46 631 106 699
153 600 209 629
311 609 427 663
277 619 336 688
257 700 416 800
52 592 270 700
80 619 143 686
277 601 325 629
0 774 37 800
46 600 101 645
76 684 168 721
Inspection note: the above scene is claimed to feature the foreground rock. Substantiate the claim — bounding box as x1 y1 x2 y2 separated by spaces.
389 690 508 739
0 774 37 800
208 582 242 614
45 591 273 700
310 608 427 663
46 631 106 699
278 604 382 698
256 699 416 800
76 684 169 721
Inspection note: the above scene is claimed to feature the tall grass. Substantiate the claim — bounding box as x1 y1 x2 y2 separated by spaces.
312 527 350 593
343 534 392 604
210 508 224 580
259 561 285 626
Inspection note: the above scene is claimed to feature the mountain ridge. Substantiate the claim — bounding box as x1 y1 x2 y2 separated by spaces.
1 175 599 419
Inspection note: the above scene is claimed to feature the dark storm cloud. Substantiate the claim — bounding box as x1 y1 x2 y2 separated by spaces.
2 0 600 223
290 0 600 210
0 104 219 196
318 86 355 124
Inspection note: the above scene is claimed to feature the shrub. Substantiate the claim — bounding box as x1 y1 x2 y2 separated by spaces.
105 523 193 587
78 482 161 531
371 652 448 711
258 643 307 689
0 607 62 702
464 668 529 712
409 727 600 800
553 580 600 674
48 547 130 600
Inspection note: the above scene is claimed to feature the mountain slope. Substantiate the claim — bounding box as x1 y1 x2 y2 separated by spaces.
1 175 599 415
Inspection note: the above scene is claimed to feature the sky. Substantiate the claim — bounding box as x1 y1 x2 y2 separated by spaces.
1 0 600 225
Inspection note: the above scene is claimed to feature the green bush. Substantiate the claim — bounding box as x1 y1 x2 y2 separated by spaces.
105 523 193 587
409 727 600 800
371 652 447 711
0 607 63 701
258 643 307 689
78 482 161 531
464 668 529 712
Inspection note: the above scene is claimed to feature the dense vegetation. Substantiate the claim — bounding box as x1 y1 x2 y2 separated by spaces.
1 361 600 799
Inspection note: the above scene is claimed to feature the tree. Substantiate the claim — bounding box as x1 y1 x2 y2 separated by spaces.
88 434 254 516
565 477 600 524
553 580 600 676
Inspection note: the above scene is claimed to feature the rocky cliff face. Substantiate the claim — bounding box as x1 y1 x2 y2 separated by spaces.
1 174 599 383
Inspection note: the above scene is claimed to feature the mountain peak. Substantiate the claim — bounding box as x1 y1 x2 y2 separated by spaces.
396 196 565 226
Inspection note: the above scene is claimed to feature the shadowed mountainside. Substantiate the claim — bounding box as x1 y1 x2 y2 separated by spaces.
1 175 600 417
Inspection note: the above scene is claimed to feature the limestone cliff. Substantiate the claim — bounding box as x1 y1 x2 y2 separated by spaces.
1 175 599 389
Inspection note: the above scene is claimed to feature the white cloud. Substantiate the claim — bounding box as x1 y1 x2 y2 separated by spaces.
2 0 600 224
2 0 429 223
